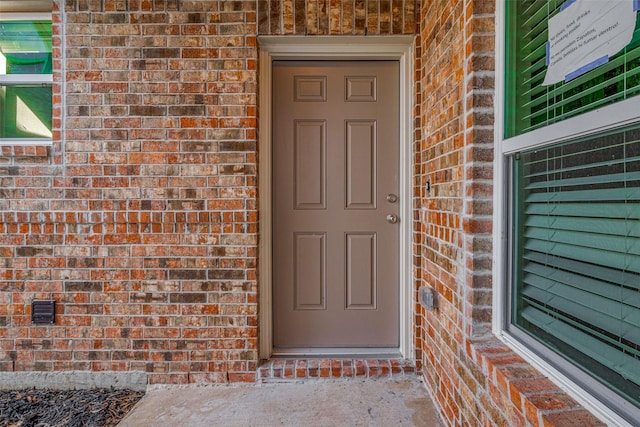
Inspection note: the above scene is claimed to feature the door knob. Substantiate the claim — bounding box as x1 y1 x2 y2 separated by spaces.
386 194 398 203
386 214 399 224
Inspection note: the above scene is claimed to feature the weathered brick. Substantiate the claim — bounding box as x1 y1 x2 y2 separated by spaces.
130 105 167 116
169 293 207 304
142 47 180 58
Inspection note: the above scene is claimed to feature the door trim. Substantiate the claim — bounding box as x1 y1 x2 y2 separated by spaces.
258 36 415 359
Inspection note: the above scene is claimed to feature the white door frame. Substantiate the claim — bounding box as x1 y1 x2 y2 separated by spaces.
258 35 415 359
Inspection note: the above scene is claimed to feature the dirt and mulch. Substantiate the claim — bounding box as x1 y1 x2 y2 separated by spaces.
0 388 144 427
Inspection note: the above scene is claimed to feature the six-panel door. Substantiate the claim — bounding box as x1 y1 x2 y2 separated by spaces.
272 61 400 349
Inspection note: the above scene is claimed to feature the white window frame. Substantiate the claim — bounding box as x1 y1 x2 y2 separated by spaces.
493 2 639 426
0 11 53 146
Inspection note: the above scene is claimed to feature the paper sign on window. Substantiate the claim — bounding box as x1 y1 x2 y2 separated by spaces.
543 0 638 86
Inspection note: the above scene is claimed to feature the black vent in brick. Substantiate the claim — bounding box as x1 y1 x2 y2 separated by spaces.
32 300 55 324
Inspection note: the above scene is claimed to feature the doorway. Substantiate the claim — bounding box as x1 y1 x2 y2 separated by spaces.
272 60 400 349
258 36 414 358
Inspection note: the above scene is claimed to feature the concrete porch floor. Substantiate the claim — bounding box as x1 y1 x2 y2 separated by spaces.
118 377 443 426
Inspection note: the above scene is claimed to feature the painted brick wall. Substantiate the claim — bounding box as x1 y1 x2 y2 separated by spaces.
415 1 606 425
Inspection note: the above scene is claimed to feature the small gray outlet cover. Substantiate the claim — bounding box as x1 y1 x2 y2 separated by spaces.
419 286 438 310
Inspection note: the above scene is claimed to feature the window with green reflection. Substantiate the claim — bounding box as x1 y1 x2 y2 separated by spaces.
0 19 53 142
505 1 640 138
511 126 640 414
504 1 640 423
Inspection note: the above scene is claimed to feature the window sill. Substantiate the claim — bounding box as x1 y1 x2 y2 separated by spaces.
0 144 50 157
467 337 610 426
0 138 52 146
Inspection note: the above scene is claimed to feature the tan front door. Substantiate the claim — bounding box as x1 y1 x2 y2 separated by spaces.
272 60 400 349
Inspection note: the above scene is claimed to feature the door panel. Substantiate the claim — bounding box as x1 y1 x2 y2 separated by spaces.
273 61 400 349
293 232 326 310
346 232 377 309
346 120 376 209
294 120 326 209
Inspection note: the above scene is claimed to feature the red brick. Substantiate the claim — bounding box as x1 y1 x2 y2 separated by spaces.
541 409 607 427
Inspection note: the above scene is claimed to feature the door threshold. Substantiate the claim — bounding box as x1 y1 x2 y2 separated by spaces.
257 357 416 382
271 348 403 359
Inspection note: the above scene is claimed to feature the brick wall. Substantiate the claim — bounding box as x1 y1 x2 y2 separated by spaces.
0 0 417 386
257 0 416 35
415 1 606 425
1 0 260 385
415 0 489 419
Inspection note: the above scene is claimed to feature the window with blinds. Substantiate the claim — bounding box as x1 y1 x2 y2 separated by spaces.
511 125 640 414
505 1 640 420
505 0 640 138
0 18 53 144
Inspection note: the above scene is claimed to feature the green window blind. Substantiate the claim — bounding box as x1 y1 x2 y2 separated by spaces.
512 125 640 409
505 1 640 138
